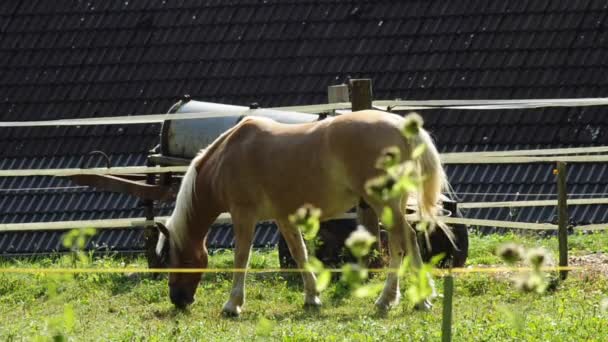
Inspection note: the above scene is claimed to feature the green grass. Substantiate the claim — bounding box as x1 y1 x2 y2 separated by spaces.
1 232 608 341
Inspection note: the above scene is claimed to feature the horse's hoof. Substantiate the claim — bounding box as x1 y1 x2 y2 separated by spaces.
304 295 322 308
414 299 433 311
375 296 399 312
222 302 242 317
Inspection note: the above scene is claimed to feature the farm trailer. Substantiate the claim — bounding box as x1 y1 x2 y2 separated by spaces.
70 94 468 268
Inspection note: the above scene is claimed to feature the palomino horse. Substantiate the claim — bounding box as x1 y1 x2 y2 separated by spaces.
155 110 448 315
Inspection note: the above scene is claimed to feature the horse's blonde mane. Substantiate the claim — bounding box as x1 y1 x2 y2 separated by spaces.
162 119 248 253
164 151 206 251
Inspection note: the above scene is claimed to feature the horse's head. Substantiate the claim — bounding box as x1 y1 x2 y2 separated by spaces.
155 222 207 309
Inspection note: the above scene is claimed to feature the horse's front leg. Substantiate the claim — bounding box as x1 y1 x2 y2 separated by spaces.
222 211 256 316
276 219 322 307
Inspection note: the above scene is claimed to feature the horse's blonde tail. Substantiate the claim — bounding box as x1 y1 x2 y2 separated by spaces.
411 129 453 239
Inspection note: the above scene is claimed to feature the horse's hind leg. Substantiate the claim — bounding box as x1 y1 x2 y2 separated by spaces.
276 219 322 307
375 200 435 312
222 210 256 316
357 199 382 267
373 201 405 311
373 198 434 312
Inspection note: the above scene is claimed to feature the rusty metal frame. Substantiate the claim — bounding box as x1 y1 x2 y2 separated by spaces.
69 174 177 201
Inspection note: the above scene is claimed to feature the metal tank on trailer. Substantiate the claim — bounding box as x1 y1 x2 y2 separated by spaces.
155 99 319 161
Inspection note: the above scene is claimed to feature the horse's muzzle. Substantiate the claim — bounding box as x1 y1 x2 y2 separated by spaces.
170 287 195 308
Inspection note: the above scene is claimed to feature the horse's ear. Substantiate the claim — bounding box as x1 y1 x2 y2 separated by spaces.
156 222 170 239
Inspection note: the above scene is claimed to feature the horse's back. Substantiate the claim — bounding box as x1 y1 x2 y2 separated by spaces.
206 111 407 219
325 111 410 190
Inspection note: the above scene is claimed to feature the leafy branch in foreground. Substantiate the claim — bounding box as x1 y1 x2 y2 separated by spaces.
343 226 380 297
290 205 331 292
289 204 321 241
497 243 555 294
357 112 439 303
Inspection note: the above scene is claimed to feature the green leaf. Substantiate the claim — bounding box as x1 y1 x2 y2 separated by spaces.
63 304 75 333
345 226 376 258
353 283 384 298
289 205 322 240
405 266 433 305
416 220 429 234
398 255 413 277
402 113 424 139
429 253 446 267
316 270 331 292
305 257 325 273
411 144 426 160
341 263 369 287
301 220 320 241
396 177 418 193
496 243 524 265
255 317 275 337
381 207 394 229
375 146 401 169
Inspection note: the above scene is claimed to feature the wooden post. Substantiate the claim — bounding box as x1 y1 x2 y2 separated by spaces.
327 84 349 104
350 79 373 111
441 274 454 342
556 162 569 280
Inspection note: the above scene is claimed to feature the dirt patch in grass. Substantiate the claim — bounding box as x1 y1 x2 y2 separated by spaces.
462 252 608 281
569 252 608 276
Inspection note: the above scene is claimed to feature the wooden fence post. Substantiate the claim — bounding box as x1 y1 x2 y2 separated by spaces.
556 162 569 280
327 84 349 104
350 79 373 111
441 274 454 342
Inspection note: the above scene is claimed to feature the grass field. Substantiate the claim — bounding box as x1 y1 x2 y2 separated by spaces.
1 231 608 341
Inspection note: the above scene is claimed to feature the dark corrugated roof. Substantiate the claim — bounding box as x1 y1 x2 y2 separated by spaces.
2 1 608 255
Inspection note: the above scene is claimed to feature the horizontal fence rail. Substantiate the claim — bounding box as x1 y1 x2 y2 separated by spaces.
459 197 608 209
440 146 608 158
2 147 608 177
441 154 608 164
3 211 606 233
0 213 356 232
374 97 608 111
3 97 608 127
0 166 189 177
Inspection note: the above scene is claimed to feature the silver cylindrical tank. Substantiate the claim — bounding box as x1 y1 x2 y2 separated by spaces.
161 100 319 159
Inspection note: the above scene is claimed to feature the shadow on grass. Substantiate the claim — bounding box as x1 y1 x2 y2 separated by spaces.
107 273 164 296
264 304 396 323
152 305 193 320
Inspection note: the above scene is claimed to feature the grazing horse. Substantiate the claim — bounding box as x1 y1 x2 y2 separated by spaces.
155 110 448 315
